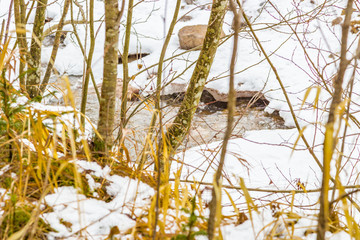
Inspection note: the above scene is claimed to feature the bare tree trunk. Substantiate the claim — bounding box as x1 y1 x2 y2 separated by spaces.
93 0 120 153
160 0 228 170
207 0 239 238
316 1 353 239
26 0 48 98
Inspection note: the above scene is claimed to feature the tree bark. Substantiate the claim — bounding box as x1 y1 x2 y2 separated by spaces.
93 0 120 153
161 0 228 169
26 0 48 98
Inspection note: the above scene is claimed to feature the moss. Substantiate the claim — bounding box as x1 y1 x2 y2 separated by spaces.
0 158 91 201
0 204 54 239
3 177 12 189
49 159 92 197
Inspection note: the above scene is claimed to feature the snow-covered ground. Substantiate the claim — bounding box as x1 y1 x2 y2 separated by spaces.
43 161 154 239
37 0 350 126
1 0 360 239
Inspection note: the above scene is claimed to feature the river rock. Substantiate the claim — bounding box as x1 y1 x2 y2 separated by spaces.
164 82 264 103
203 87 264 102
178 25 225 50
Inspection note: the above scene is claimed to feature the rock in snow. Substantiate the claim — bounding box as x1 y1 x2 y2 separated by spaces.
178 24 226 50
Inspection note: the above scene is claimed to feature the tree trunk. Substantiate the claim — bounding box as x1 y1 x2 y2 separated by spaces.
26 0 48 98
160 0 228 169
93 0 120 153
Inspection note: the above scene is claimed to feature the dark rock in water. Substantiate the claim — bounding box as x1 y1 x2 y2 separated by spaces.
200 89 268 109
161 89 268 114
161 92 185 104
200 90 216 104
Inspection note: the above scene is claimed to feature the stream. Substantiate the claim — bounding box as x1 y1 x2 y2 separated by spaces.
48 75 288 152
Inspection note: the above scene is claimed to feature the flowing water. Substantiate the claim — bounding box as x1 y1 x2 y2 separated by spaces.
47 76 287 153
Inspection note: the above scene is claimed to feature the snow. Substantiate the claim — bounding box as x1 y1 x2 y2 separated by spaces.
1 0 360 238
35 0 351 127
43 161 154 239
174 128 322 188
43 187 134 239
173 128 325 238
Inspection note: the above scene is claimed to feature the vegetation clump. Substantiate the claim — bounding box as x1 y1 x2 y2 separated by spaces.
0 202 54 239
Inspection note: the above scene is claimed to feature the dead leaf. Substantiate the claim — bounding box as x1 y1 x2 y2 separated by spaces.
236 212 249 225
304 229 316 236
351 25 359 34
60 218 72 231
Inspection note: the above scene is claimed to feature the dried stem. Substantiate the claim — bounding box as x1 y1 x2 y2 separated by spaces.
208 0 238 238
317 1 353 239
